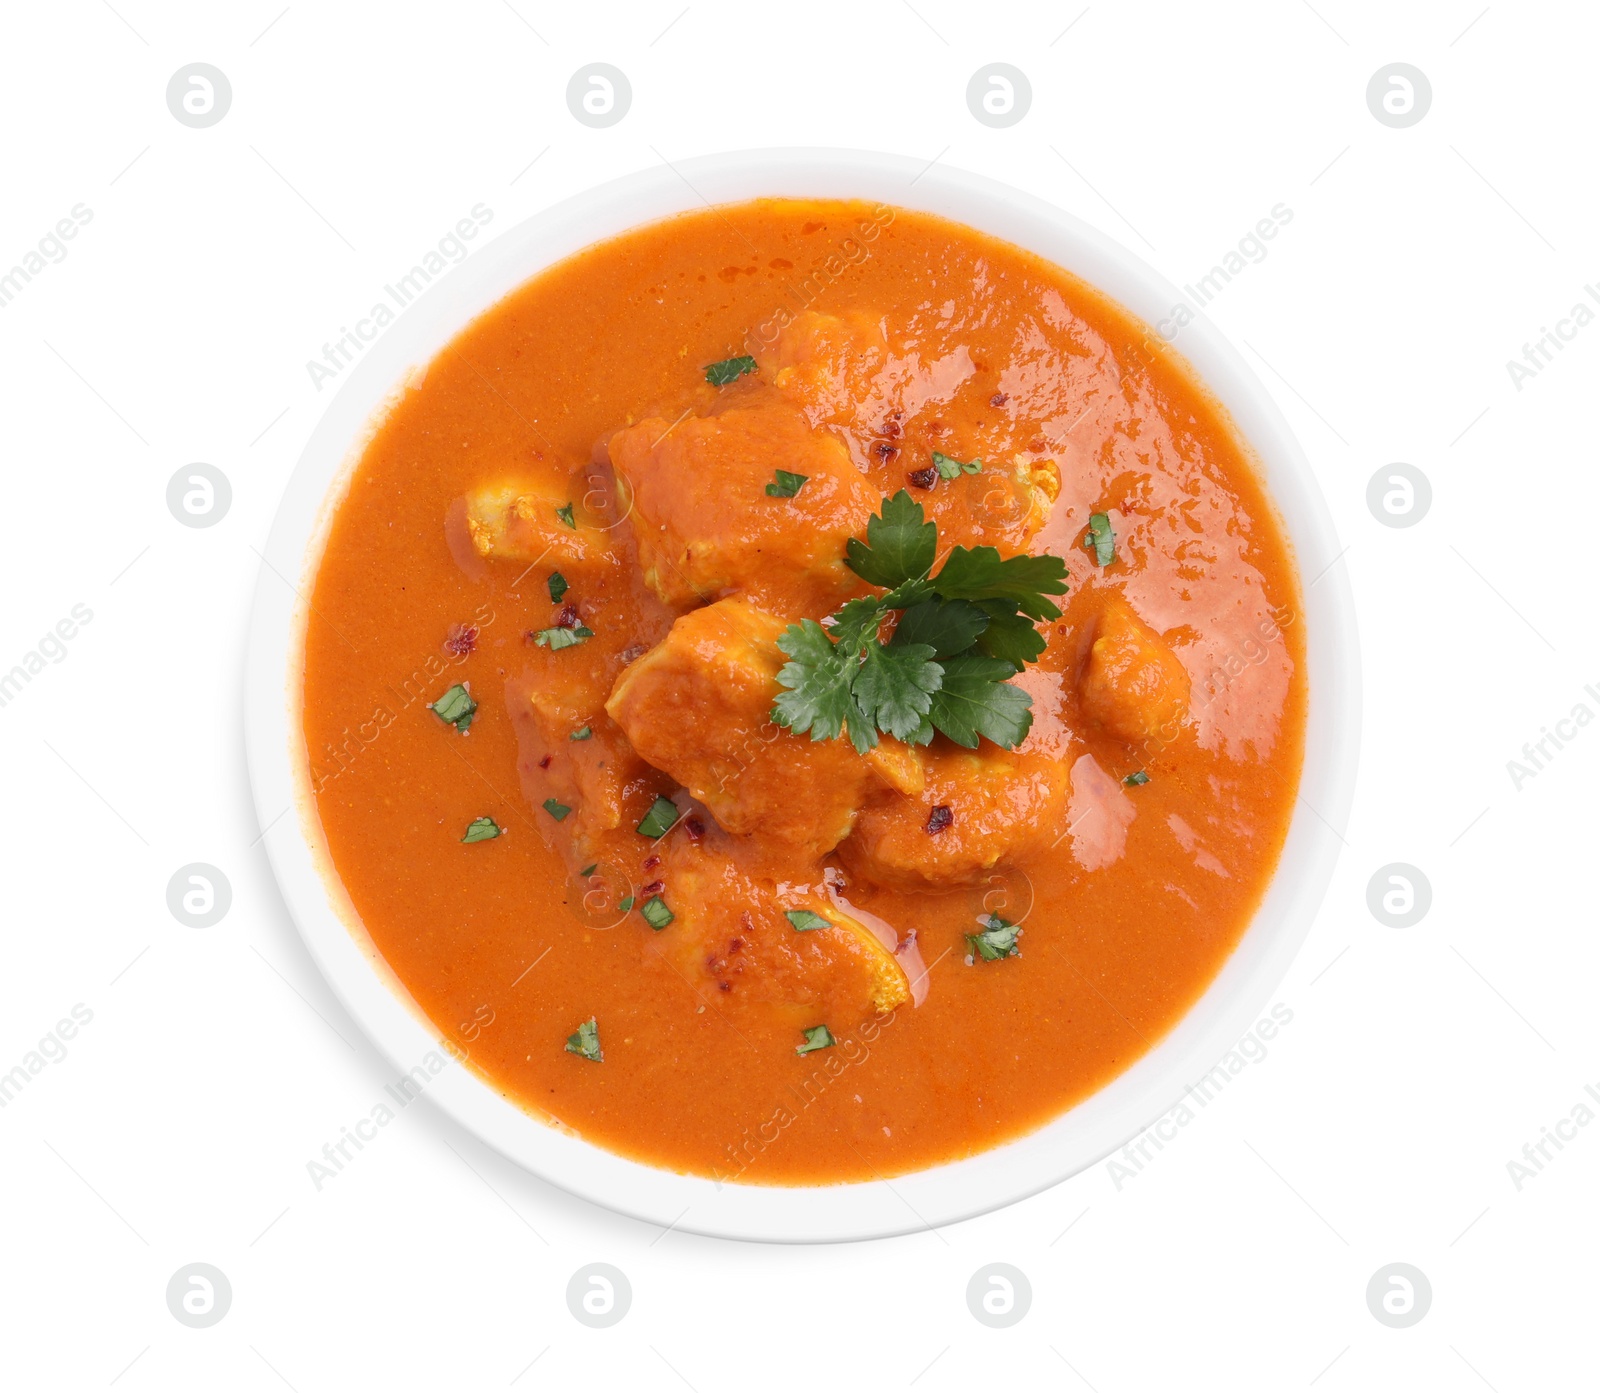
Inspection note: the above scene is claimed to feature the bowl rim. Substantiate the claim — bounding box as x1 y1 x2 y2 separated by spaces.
244 146 1360 1243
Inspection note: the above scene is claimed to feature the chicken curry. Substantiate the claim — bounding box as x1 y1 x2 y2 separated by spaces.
301 198 1305 1183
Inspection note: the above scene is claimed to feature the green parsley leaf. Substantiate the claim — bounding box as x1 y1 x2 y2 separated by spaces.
926 654 1034 749
1123 770 1150 786
430 683 477 732
640 895 674 930
772 619 878 753
853 639 942 742
773 493 1064 754
461 816 501 843
542 798 572 821
533 624 594 650
795 1024 835 1055
705 354 757 385
965 914 1022 962
765 470 809 498
579 863 598 877
636 796 679 839
570 726 593 741
971 600 1046 670
845 490 936 588
786 910 833 931
1083 511 1116 566
618 896 635 912
892 597 990 659
556 502 576 529
548 572 569 603
932 546 1069 621
932 450 982 479
565 1017 603 1061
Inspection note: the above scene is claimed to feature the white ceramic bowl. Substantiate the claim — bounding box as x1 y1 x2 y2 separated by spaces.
245 148 1359 1243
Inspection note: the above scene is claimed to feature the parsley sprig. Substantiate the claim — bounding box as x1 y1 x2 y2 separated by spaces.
771 491 1068 753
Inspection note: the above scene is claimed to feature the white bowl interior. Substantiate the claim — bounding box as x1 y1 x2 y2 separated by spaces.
245 148 1360 1242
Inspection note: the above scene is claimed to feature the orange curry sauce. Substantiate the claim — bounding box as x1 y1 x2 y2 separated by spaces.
301 199 1305 1183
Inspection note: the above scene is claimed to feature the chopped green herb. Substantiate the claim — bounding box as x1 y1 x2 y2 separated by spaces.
765 469 809 498
1123 770 1150 787
461 816 501 843
565 1017 603 1062
636 796 679 839
548 572 569 603
640 895 674 930
1083 511 1116 566
785 909 832 932
555 502 576 529
774 492 1067 753
533 624 594 650
618 896 635 912
542 798 572 822
704 354 757 385
795 1024 835 1055
579 863 598 877
965 914 1023 962
570 726 593 741
430 682 478 732
932 450 982 480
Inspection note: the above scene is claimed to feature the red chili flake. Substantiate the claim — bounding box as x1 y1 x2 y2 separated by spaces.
874 441 899 462
642 854 661 872
444 623 478 656
907 466 937 490
883 411 904 440
538 755 552 769
619 643 648 664
728 937 744 953
554 604 580 629
926 804 954 835
718 981 733 992
685 816 706 842
990 392 1009 408
641 879 665 896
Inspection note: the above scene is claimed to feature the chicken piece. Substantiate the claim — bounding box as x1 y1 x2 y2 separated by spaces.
1078 594 1191 746
840 745 1071 892
655 833 910 1018
463 479 614 569
606 598 908 858
946 454 1061 551
607 390 879 614
759 312 1058 551
509 673 661 862
756 309 896 435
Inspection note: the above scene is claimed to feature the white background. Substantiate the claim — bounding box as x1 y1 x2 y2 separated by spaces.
2 1 1595 1388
